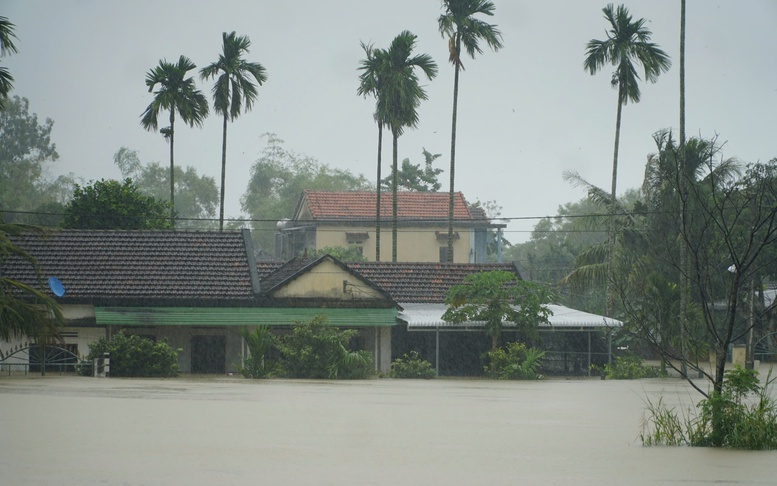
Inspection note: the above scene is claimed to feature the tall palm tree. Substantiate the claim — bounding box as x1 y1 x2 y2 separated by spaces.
0 223 65 342
584 3 671 312
438 0 503 262
0 16 19 108
141 55 209 225
357 42 390 261
201 32 267 231
678 0 689 374
377 31 438 262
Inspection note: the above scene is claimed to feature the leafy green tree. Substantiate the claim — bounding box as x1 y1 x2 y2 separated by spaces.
239 326 277 378
63 178 173 230
0 223 65 341
584 3 671 312
0 96 60 219
200 32 268 231
443 270 552 351
241 133 370 252
114 147 218 229
378 31 438 262
638 158 777 445
84 331 179 377
358 41 391 261
505 196 608 298
381 148 443 192
276 315 373 379
141 55 209 224
309 245 368 262
439 0 503 261
483 341 546 380
0 16 18 108
628 133 739 370
561 169 654 320
389 351 436 379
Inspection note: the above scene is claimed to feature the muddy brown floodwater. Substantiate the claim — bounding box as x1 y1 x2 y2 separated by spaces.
1 375 776 485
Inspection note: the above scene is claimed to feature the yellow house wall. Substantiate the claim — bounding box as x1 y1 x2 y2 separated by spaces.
315 224 472 263
272 259 384 300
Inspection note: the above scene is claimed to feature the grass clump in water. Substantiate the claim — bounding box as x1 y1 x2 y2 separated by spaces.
593 354 663 379
641 366 777 449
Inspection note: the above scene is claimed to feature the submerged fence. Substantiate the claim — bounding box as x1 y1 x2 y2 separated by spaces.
0 345 84 376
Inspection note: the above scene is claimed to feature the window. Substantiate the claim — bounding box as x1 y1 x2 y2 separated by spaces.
439 246 453 262
435 231 459 241
346 232 369 244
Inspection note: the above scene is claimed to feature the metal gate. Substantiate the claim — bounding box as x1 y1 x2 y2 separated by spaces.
754 332 777 362
0 344 82 375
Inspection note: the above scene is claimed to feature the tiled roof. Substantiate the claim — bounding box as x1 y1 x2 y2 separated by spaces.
298 191 480 223
4 230 259 305
349 262 522 303
257 260 285 281
256 255 395 306
258 256 320 293
256 260 521 304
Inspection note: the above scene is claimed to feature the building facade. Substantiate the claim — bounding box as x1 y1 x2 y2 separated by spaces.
276 190 502 263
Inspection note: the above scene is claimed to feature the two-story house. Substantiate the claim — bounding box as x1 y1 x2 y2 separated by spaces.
276 190 504 263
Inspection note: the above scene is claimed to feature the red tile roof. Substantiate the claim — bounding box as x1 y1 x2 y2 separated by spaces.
298 191 479 223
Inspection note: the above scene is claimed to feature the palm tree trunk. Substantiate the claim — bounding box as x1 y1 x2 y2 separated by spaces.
169 111 175 227
375 124 383 262
392 130 398 262
219 113 228 232
678 0 689 377
606 83 625 316
447 36 462 263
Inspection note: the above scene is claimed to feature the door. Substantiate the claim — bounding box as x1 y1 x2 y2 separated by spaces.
190 335 226 374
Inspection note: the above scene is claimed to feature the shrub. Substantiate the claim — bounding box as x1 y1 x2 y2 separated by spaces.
596 355 662 379
641 366 777 449
84 331 179 377
483 341 545 380
75 359 93 376
276 315 373 379
239 325 278 378
389 351 436 379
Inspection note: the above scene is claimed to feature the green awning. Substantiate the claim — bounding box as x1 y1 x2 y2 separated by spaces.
94 307 397 327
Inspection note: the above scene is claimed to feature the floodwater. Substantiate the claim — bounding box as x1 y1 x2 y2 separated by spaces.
1 376 776 485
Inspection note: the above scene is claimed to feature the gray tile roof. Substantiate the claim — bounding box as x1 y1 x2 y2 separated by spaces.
257 260 521 304
4 230 259 306
349 262 522 303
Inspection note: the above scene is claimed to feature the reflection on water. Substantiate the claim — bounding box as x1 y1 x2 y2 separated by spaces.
1 376 776 485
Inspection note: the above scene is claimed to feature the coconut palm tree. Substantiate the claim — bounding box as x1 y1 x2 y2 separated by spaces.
678 0 689 375
584 3 671 311
374 31 438 262
141 55 209 225
0 223 65 342
438 0 503 262
357 42 390 261
201 32 267 231
0 16 19 108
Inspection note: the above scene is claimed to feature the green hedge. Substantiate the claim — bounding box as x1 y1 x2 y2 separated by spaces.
84 331 179 377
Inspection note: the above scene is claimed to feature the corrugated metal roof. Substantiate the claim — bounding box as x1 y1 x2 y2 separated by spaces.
397 304 622 329
95 307 397 327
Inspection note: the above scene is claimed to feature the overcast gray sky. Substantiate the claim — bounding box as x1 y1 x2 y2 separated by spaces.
4 0 776 242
